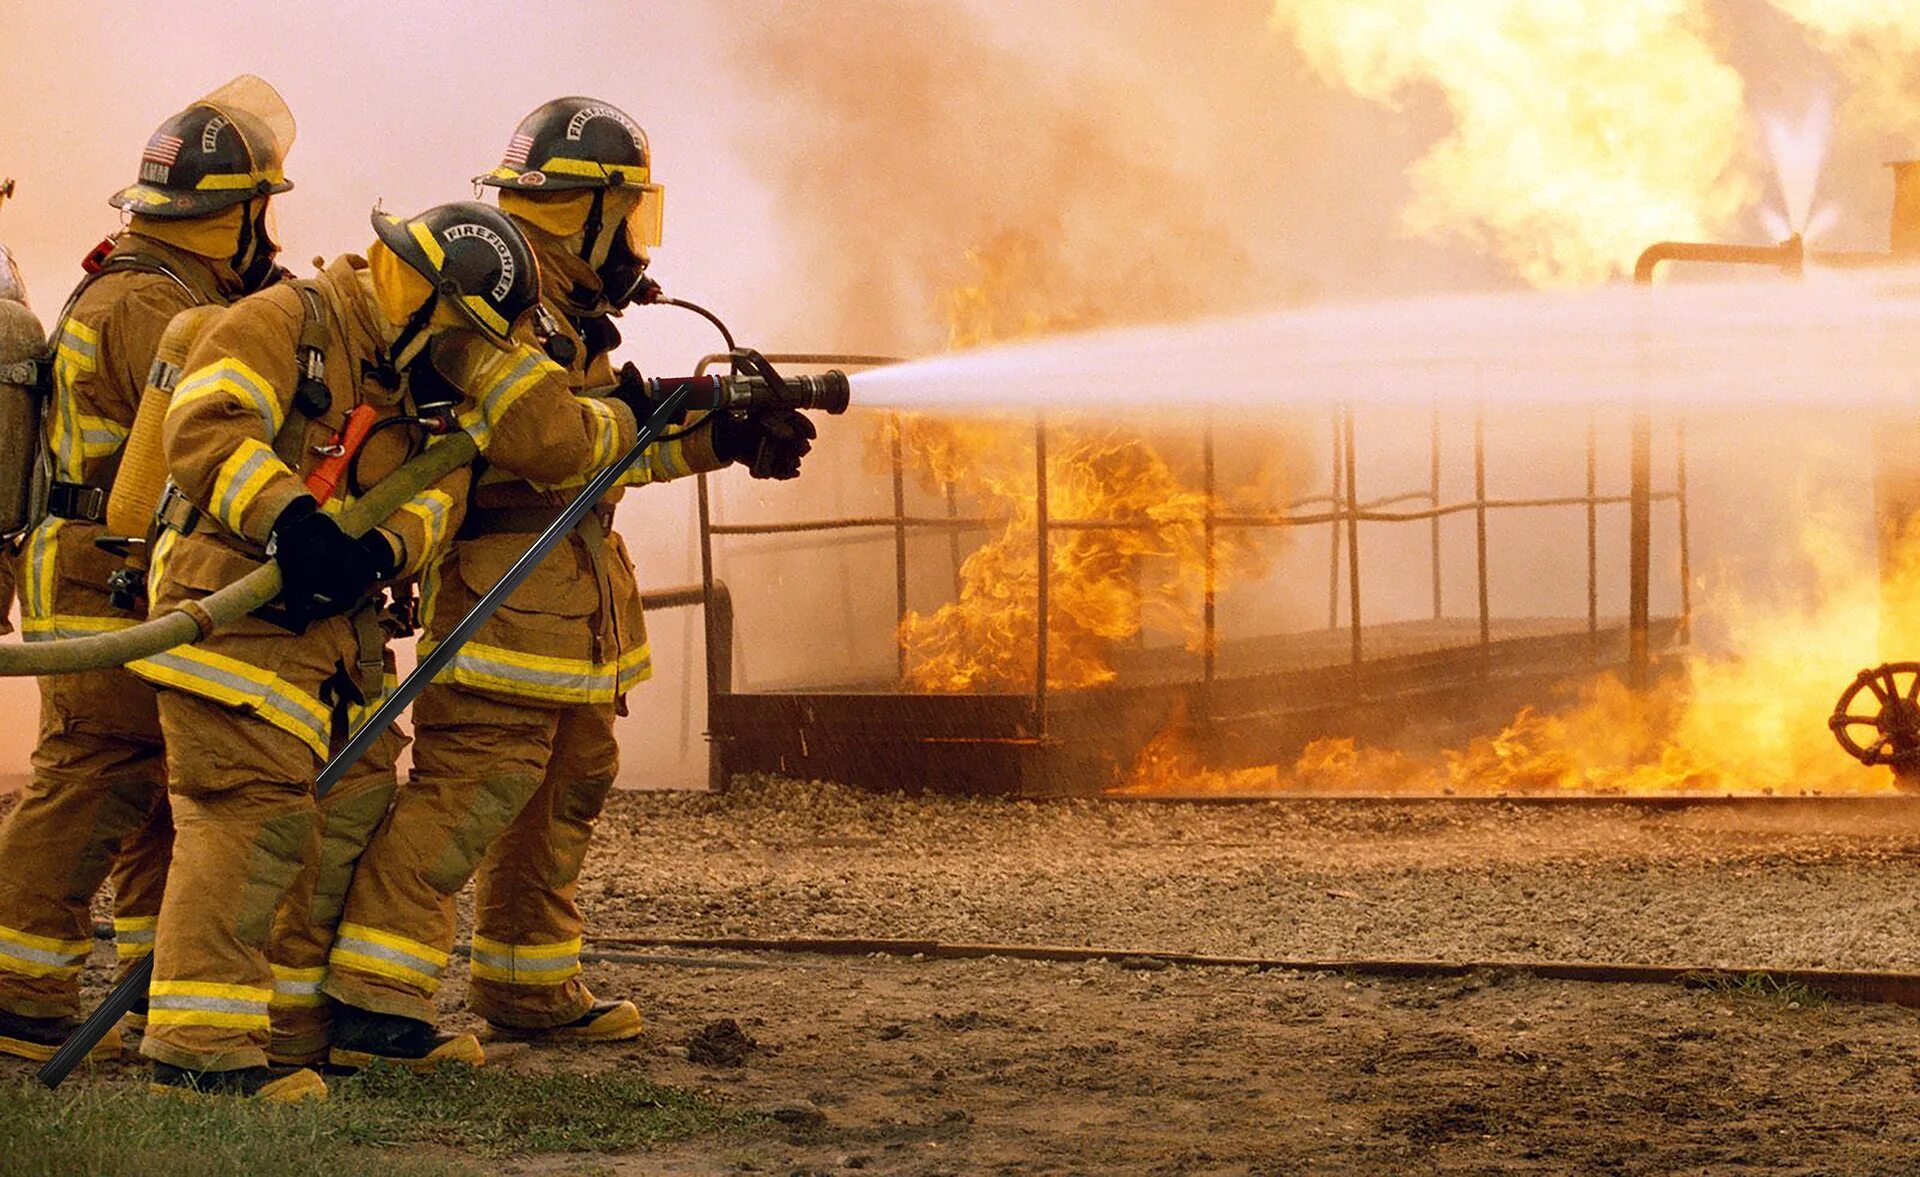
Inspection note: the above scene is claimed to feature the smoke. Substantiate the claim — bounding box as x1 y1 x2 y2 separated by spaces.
727 0 1267 354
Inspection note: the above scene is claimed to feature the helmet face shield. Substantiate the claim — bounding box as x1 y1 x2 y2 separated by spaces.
624 182 665 248
110 74 296 217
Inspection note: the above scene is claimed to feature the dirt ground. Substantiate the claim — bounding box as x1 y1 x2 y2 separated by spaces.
24 780 1920 1174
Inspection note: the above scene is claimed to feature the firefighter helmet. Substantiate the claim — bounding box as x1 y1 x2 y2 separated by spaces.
370 201 540 344
110 75 295 219
477 96 654 191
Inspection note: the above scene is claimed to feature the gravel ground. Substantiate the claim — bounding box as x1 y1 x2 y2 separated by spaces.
579 779 1920 972
20 779 1920 1173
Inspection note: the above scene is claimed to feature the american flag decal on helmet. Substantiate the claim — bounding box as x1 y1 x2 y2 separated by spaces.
144 133 184 166
503 133 534 168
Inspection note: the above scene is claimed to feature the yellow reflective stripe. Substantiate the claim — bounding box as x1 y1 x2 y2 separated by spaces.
23 614 141 640
419 635 652 704
651 437 695 481
269 963 327 1008
408 221 446 267
330 922 449 992
169 358 286 441
208 437 292 532
74 412 129 460
19 518 61 630
0 925 93 956
113 916 158 960
396 488 454 570
344 672 399 734
584 397 621 468
148 980 272 1030
456 347 557 450
129 644 331 758
49 322 101 480
460 294 508 337
149 526 179 594
193 171 276 190
469 935 582 986
0 921 92 977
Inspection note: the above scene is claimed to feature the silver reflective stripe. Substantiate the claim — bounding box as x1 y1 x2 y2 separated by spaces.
214 445 275 524
115 927 156 946
149 994 269 1015
0 940 86 968
471 949 578 975
450 648 616 694
57 326 97 360
274 976 323 996
333 934 445 978
482 353 542 415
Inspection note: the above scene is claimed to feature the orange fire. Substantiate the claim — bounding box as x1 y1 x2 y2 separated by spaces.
1270 0 1757 287
1121 506 1912 797
884 232 1279 693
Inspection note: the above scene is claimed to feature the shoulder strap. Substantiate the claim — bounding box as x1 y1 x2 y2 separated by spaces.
273 280 334 470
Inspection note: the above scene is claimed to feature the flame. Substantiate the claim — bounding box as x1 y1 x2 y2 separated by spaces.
1772 2 1920 143
1270 0 1758 287
885 232 1278 694
1119 503 1913 797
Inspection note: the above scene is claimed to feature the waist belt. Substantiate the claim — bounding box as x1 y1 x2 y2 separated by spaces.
459 502 615 537
46 481 107 524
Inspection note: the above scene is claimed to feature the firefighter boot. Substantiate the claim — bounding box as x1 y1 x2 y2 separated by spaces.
149 1061 327 1102
485 999 641 1044
0 1007 123 1063
328 1004 483 1072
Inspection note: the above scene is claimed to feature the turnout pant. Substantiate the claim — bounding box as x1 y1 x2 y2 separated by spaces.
0 666 171 1019
324 683 617 1028
141 689 403 1072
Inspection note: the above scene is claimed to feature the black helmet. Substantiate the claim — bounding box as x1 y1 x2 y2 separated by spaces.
370 201 540 344
477 96 653 192
110 75 295 219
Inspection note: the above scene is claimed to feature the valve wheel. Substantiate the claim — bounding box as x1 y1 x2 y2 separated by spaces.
1830 663 1920 768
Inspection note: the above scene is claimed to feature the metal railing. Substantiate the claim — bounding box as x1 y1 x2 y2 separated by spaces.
693 358 1690 743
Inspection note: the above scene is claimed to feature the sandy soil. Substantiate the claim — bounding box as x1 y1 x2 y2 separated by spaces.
20 780 1920 1174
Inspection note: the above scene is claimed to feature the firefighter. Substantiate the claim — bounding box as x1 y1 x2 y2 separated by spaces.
128 200 644 1100
0 77 295 1065
319 97 814 1061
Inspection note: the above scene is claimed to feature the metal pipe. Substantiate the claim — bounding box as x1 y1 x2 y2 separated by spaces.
945 482 965 602
1343 408 1362 679
1676 417 1692 646
1474 408 1491 662
1628 410 1653 690
1429 408 1442 621
889 414 909 682
1202 422 1217 712
1633 238 1803 284
1328 410 1343 631
1586 411 1599 656
1033 417 1049 735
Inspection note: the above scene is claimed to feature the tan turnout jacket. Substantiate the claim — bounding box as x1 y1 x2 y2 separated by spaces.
21 234 227 641
131 254 638 756
416 224 724 708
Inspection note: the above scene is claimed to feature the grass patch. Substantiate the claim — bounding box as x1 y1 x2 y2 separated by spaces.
1684 970 1830 1009
0 1063 762 1177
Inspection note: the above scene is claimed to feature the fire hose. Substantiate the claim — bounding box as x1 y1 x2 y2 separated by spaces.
0 356 848 678
36 357 851 1086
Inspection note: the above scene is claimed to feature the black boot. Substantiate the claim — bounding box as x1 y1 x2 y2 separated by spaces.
149 1061 326 1101
328 1004 483 1072
0 1006 121 1064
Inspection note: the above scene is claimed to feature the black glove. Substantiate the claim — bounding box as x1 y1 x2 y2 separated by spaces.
606 361 663 423
711 409 817 480
268 498 393 631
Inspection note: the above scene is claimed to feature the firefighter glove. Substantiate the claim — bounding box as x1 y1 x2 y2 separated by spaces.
269 497 393 629
713 409 816 480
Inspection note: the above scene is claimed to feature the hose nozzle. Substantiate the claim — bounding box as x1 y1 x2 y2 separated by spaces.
644 361 852 417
